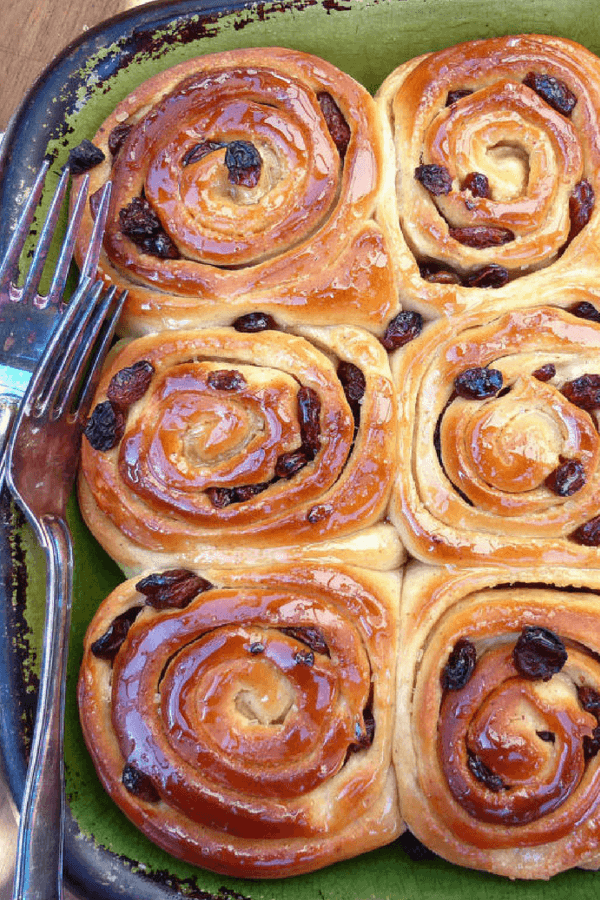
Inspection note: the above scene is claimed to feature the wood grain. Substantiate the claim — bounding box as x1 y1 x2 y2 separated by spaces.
1 0 149 132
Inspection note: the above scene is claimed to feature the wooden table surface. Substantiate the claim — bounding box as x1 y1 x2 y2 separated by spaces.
1 0 152 132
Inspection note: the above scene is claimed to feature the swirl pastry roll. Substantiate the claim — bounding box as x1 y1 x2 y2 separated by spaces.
71 47 399 337
376 34 600 317
396 562 600 878
77 562 402 878
78 323 401 574
391 298 600 567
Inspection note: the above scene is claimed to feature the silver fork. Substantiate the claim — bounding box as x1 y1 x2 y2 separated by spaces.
0 160 112 483
5 276 127 900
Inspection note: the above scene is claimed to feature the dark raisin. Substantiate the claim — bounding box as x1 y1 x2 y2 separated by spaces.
90 606 143 661
232 312 278 332
235 483 270 503
206 487 235 508
249 642 265 654
467 752 508 792
281 626 330 656
294 649 315 666
569 180 595 241
579 686 600 718
307 503 333 523
135 569 212 610
337 361 366 422
536 730 556 743
207 369 247 391
275 449 309 478
84 400 125 451
532 363 556 382
381 310 423 351
107 360 154 408
545 458 586 496
119 197 180 259
463 264 510 288
523 72 577 116
108 123 133 157
441 639 477 691
88 187 104 220
571 515 600 546
513 626 567 681
398 830 437 861
224 141 262 188
182 140 226 166
449 225 514 248
583 724 600 760
349 707 375 752
561 374 600 410
317 91 351 159
67 139 106 175
454 367 503 400
297 386 321 458
569 300 600 323
415 163 453 195
461 172 491 199
122 763 160 803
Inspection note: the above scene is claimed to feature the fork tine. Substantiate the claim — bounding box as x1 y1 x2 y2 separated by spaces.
78 181 112 283
45 172 94 305
0 160 50 293
20 168 86 307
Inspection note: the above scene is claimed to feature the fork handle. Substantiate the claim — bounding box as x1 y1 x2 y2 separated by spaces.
12 515 73 900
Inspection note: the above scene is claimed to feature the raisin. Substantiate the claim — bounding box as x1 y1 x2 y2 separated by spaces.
317 91 351 159
249 642 265 654
463 264 510 288
135 569 212 610
107 360 154 408
281 626 330 656
441 638 477 691
275 449 309 478
532 363 556 382
84 400 125 451
569 180 595 241
398 830 437 861
461 172 491 199
545 458 586 496
449 225 514 248
67 139 106 174
294 649 315 666
415 163 453 195
467 752 508 792
297 386 321 458
513 626 567 681
569 300 600 323
454 367 503 400
90 606 142 661
206 487 234 508
349 707 375 752
232 482 270 503
381 310 423 351
182 140 226 166
232 312 278 332
108 123 133 157
523 72 577 116
119 197 180 259
307 503 333 523
583 724 600 760
224 141 262 188
207 369 247 391
561 374 600 410
578 685 600 718
122 763 160 803
536 730 556 743
572 515 600 546
337 361 366 422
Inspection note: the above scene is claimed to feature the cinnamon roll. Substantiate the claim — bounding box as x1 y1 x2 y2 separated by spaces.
396 562 600 878
78 323 402 574
71 47 399 337
77 562 402 878
376 34 600 317
391 298 600 567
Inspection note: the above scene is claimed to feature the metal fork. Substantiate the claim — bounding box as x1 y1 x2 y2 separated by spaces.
5 275 126 900
0 160 112 483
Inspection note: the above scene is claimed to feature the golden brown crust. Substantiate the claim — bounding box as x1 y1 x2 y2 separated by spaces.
72 47 399 337
376 34 600 317
78 563 402 878
390 296 600 567
396 562 600 879
78 324 403 574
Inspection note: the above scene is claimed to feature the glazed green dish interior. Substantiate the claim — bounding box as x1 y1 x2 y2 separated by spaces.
11 0 600 897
